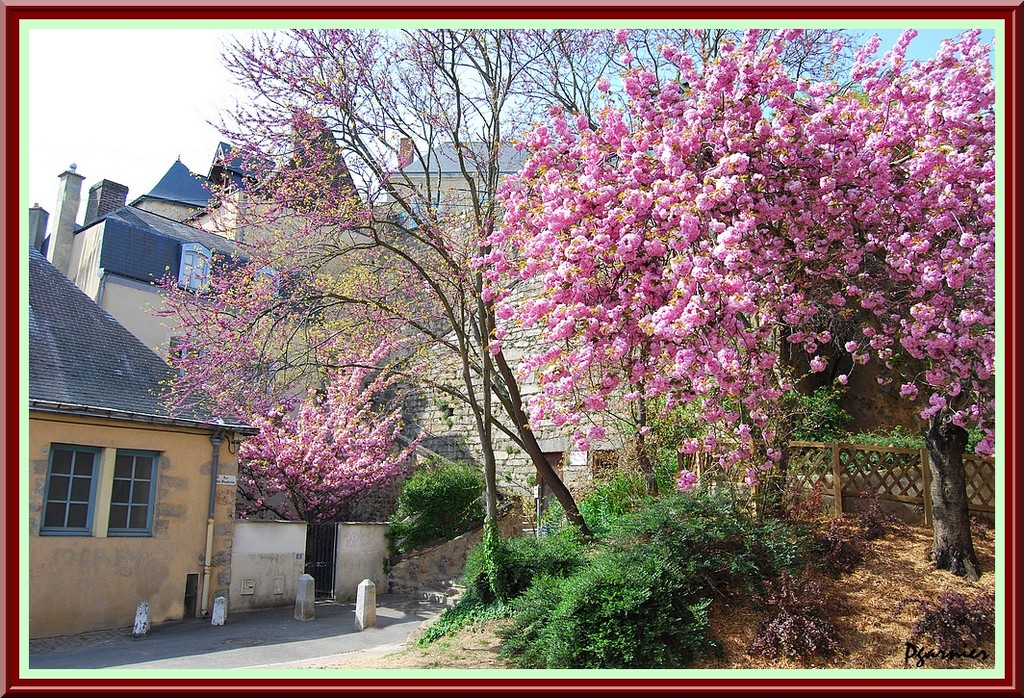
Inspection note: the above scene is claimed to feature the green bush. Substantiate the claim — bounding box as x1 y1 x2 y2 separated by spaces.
608 491 803 597
789 387 851 442
499 490 808 668
386 456 485 554
843 426 925 450
501 549 717 669
462 525 588 604
578 471 648 538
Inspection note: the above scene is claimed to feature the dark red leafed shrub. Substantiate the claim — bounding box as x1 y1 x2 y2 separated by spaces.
747 569 841 660
895 591 995 652
816 517 863 575
852 492 895 540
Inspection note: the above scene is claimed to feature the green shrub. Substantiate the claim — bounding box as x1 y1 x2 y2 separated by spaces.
608 491 803 597
499 490 809 668
789 387 851 442
843 426 925 450
500 548 717 668
462 525 588 604
578 471 648 538
386 456 485 554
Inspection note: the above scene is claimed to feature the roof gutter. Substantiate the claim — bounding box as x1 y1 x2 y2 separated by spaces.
28 399 255 434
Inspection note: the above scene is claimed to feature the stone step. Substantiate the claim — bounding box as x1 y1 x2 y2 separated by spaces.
418 587 463 606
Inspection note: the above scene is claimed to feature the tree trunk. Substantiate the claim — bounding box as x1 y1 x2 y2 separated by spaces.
635 397 658 495
755 445 790 520
924 413 980 581
491 347 592 537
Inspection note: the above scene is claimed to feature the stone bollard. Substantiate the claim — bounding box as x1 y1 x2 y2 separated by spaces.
132 602 150 637
354 579 376 631
211 596 228 626
294 573 316 621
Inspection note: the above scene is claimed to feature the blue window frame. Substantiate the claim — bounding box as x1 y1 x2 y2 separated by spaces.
107 451 157 536
41 445 99 535
178 242 211 291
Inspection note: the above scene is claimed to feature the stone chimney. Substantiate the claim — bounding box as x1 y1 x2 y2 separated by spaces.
84 179 129 224
28 204 49 253
46 164 85 277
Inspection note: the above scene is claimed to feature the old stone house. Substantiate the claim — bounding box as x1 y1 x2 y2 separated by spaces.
27 247 252 638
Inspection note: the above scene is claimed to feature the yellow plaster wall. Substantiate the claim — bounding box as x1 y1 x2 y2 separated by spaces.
27 412 239 639
100 280 177 358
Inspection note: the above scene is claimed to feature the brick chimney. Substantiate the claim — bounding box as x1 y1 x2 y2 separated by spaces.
398 137 414 169
46 164 85 277
84 179 129 224
28 204 49 253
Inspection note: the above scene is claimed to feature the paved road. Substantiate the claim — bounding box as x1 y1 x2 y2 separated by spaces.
28 594 449 670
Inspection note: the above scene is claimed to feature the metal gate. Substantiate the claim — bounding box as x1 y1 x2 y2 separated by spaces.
304 523 338 600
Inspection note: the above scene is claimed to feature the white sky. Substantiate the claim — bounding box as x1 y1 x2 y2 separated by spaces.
24 27 251 214
21 25 995 225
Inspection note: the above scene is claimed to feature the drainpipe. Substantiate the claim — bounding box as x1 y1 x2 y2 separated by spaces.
201 432 224 616
96 267 107 308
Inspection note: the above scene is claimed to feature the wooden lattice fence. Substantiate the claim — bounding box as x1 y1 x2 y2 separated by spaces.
682 441 996 526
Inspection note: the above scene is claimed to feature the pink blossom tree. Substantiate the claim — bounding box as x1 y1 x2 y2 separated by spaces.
484 29 995 578
237 363 419 523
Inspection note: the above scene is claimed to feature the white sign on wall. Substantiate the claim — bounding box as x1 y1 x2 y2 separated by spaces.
216 474 237 485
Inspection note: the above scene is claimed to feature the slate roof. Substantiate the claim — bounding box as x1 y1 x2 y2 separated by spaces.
77 206 237 285
136 159 213 208
28 247 248 430
400 142 528 177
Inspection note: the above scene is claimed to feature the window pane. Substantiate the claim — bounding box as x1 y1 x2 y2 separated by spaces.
134 457 154 480
48 474 70 501
72 450 95 475
43 503 67 528
66 503 89 528
114 455 134 479
70 476 92 502
111 479 131 503
131 481 150 505
108 505 129 529
129 507 149 530
50 449 73 474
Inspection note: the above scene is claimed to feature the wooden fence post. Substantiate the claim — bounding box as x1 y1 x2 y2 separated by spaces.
831 443 843 516
920 449 933 527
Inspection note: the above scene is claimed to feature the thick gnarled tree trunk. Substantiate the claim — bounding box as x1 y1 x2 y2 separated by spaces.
924 414 980 581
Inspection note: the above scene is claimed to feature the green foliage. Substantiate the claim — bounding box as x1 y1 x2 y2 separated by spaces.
578 471 648 538
500 549 717 668
789 387 851 442
607 491 804 596
462 524 589 604
386 456 485 554
415 591 511 646
843 426 925 450
499 490 808 668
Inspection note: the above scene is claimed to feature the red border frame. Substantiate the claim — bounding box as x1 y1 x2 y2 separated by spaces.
4 3 1019 695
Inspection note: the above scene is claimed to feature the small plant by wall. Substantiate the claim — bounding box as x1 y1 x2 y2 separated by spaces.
386 456 485 554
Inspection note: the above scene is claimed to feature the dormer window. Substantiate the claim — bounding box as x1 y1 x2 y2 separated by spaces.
178 242 211 291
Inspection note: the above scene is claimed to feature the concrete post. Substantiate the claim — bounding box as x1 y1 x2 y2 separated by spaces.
354 579 376 631
294 574 316 621
211 596 228 626
132 602 150 637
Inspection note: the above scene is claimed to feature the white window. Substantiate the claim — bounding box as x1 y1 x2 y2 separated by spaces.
178 242 211 291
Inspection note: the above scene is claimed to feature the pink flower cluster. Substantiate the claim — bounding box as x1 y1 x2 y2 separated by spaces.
481 29 996 476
